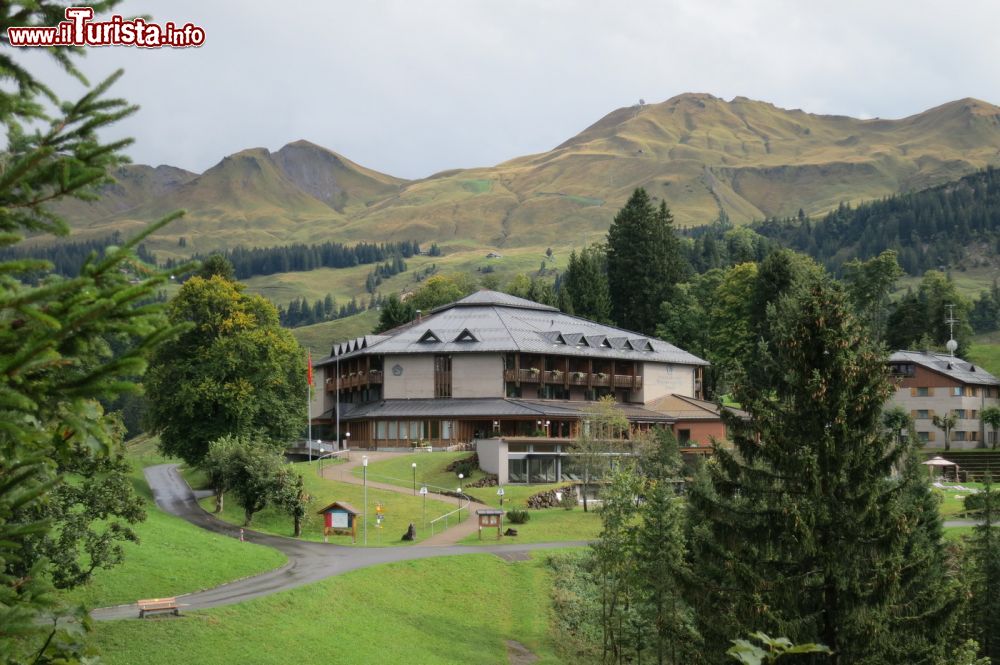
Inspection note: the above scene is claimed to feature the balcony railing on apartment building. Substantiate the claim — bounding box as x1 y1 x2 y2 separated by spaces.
503 368 643 390
326 370 384 391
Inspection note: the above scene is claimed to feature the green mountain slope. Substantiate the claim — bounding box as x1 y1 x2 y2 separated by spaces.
55 94 1000 256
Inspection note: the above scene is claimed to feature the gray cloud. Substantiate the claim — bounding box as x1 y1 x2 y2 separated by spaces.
18 0 1000 178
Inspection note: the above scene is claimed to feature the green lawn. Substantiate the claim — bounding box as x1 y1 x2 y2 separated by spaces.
200 461 457 546
357 451 573 508
354 451 487 491
944 526 975 542
458 508 601 545
90 554 565 665
968 340 1000 378
932 482 984 518
57 436 288 609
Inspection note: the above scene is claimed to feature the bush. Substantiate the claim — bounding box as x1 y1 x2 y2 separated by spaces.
507 509 530 524
963 492 986 514
559 490 577 510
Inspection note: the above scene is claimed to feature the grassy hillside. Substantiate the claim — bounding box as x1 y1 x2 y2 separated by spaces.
59 436 287 609
90 553 568 665
52 95 1000 256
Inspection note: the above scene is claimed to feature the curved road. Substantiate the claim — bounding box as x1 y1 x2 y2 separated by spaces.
92 464 586 621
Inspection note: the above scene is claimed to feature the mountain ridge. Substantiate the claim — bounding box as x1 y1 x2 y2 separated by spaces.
54 94 1000 256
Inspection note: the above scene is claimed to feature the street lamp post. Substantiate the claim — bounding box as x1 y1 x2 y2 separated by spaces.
420 485 428 527
362 455 368 546
345 431 351 451
412 462 417 495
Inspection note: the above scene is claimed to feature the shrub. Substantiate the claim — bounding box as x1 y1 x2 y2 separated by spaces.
507 509 530 524
559 490 577 510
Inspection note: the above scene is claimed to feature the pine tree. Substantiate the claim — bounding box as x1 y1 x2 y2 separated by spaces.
606 189 688 335
564 245 612 323
635 429 699 664
688 274 958 664
969 477 1000 661
0 2 188 658
374 294 415 333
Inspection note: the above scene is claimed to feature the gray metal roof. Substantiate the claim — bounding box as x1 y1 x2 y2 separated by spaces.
321 398 675 423
890 350 1000 386
315 290 707 367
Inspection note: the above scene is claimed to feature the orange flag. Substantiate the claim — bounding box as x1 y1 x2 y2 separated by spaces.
307 350 313 386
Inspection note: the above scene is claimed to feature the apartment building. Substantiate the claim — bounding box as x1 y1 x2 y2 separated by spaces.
888 350 1000 448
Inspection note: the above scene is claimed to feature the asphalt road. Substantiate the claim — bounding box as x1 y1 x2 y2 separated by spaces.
91 464 587 621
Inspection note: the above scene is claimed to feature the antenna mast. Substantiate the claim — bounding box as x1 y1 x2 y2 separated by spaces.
945 304 958 357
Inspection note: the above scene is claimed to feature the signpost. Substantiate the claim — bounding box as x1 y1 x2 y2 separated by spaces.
476 509 504 540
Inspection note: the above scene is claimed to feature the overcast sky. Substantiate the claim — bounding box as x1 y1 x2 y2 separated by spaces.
18 0 1000 179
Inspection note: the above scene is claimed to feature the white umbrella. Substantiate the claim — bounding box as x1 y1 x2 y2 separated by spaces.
922 456 957 467
922 456 959 481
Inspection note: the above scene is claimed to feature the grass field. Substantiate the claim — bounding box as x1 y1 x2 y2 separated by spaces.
969 339 1000 377
458 508 601 545
57 437 288 609
355 451 573 508
199 460 457 546
89 553 569 665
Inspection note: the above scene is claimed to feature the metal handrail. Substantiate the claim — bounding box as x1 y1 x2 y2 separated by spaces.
429 495 471 536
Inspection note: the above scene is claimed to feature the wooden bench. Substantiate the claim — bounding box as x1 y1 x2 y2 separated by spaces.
137 597 180 618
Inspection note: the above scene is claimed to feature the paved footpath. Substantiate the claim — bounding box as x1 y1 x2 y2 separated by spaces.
91 464 585 621
323 451 492 546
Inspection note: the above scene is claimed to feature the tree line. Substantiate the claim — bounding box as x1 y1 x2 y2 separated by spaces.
750 166 1000 276
173 239 421 280
0 231 158 280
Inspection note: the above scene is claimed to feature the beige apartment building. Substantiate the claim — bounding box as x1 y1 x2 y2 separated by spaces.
311 290 729 482
888 350 1000 448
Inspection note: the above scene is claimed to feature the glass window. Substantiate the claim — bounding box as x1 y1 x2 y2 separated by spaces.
430 420 440 439
376 421 386 439
387 421 398 440
442 420 453 440
398 421 408 440
916 387 930 396
508 459 527 483
918 431 930 442
411 421 423 440
528 457 557 483
954 431 968 442
917 410 930 419
953 387 963 396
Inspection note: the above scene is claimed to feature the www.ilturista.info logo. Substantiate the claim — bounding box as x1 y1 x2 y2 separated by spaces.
6 7 205 48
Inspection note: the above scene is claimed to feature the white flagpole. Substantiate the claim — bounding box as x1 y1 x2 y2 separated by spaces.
308 348 313 462
335 352 341 451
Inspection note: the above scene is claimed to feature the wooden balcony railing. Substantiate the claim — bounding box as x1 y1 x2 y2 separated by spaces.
326 370 383 391
502 369 642 390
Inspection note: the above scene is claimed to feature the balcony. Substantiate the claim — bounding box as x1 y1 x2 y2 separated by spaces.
327 370 383 391
503 369 642 390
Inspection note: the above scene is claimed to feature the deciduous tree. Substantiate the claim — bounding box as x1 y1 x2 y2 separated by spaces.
145 275 307 466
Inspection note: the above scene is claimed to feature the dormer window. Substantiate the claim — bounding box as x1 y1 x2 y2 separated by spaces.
454 329 478 343
418 330 442 343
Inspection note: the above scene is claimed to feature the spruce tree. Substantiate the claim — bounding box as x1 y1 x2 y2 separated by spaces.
969 477 1000 661
606 189 687 335
563 245 612 323
687 274 958 664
